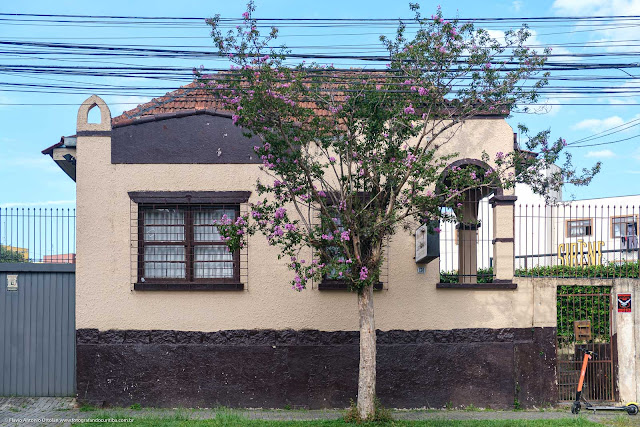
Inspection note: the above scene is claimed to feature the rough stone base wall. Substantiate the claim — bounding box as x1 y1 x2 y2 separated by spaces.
76 327 557 409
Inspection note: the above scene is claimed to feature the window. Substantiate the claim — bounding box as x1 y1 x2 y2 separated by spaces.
611 215 638 251
138 205 240 286
129 191 250 290
566 219 592 237
611 215 638 238
316 201 383 291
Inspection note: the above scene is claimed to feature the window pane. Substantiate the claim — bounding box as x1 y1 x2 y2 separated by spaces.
613 216 634 224
194 245 234 278
144 209 185 242
144 245 185 278
194 208 237 242
568 219 591 236
612 217 637 237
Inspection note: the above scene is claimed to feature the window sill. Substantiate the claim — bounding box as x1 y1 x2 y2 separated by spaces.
436 280 516 290
134 282 244 291
318 280 383 291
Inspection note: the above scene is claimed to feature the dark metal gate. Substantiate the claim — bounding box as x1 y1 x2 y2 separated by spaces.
557 285 615 402
0 263 75 396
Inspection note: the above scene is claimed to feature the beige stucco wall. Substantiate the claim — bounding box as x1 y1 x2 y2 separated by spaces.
75 99 541 332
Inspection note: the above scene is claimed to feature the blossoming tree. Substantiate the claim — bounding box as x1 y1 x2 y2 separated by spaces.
200 2 599 420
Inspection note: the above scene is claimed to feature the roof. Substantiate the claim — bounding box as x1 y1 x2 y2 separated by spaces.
111 77 510 126
41 138 64 155
112 83 230 126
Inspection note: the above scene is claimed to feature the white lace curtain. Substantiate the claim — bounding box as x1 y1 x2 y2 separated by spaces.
143 208 236 279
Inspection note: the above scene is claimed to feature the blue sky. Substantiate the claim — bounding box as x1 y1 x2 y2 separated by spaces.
1 0 639 210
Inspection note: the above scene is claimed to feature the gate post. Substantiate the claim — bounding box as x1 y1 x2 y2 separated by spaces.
612 279 638 403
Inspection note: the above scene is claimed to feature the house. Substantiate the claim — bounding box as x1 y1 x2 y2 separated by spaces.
44 83 559 409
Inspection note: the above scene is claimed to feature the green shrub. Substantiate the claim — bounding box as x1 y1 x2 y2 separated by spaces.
515 261 640 279
440 267 493 283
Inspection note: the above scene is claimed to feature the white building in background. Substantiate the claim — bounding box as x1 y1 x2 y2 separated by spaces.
439 166 640 274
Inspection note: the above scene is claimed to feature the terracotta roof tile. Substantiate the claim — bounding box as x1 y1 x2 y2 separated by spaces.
111 75 508 126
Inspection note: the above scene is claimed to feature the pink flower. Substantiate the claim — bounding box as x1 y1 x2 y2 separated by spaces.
232 114 240 124
359 267 369 281
404 104 415 115
340 230 350 241
292 275 304 291
274 207 287 219
242 11 250 19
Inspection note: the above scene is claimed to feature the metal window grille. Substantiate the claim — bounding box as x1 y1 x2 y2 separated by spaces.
130 201 249 289
438 195 494 284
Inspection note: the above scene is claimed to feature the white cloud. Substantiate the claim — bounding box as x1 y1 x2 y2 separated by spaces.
552 0 640 15
485 29 572 59
0 94 12 109
572 116 625 133
585 149 616 158
552 0 640 52
512 0 523 12
1 200 75 208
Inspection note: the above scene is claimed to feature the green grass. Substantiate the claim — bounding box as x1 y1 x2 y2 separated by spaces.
73 411 601 426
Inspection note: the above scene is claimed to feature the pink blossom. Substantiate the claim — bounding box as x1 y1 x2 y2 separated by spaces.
340 230 350 241
242 11 250 19
359 267 369 281
274 207 287 219
404 104 415 115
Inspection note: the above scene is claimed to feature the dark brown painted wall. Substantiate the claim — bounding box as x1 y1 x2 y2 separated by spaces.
111 113 262 164
76 327 557 409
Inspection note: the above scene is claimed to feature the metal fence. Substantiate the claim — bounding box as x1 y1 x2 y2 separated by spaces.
515 204 640 278
0 208 76 264
556 286 614 401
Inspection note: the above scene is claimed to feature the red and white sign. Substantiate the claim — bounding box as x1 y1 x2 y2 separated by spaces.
618 294 632 313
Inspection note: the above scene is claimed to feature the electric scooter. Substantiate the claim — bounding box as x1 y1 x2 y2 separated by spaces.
571 350 639 415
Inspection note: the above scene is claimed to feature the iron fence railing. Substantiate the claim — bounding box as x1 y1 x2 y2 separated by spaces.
0 208 76 264
515 204 640 278
439 196 494 283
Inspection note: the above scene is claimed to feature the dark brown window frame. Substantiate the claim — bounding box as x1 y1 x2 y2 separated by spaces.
130 191 250 291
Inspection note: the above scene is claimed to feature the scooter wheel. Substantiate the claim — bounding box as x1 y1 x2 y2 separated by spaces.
626 404 638 415
571 402 581 414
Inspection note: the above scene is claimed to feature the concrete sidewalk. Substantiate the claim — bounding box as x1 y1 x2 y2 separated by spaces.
1 397 637 426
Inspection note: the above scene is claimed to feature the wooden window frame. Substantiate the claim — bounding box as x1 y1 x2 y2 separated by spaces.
565 218 593 238
610 214 639 239
135 204 242 291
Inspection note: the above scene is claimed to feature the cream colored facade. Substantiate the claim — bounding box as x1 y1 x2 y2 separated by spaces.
74 95 554 333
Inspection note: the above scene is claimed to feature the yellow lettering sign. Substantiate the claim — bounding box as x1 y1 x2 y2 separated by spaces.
558 241 605 266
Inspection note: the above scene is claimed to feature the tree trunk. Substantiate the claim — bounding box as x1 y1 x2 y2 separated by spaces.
357 283 376 420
